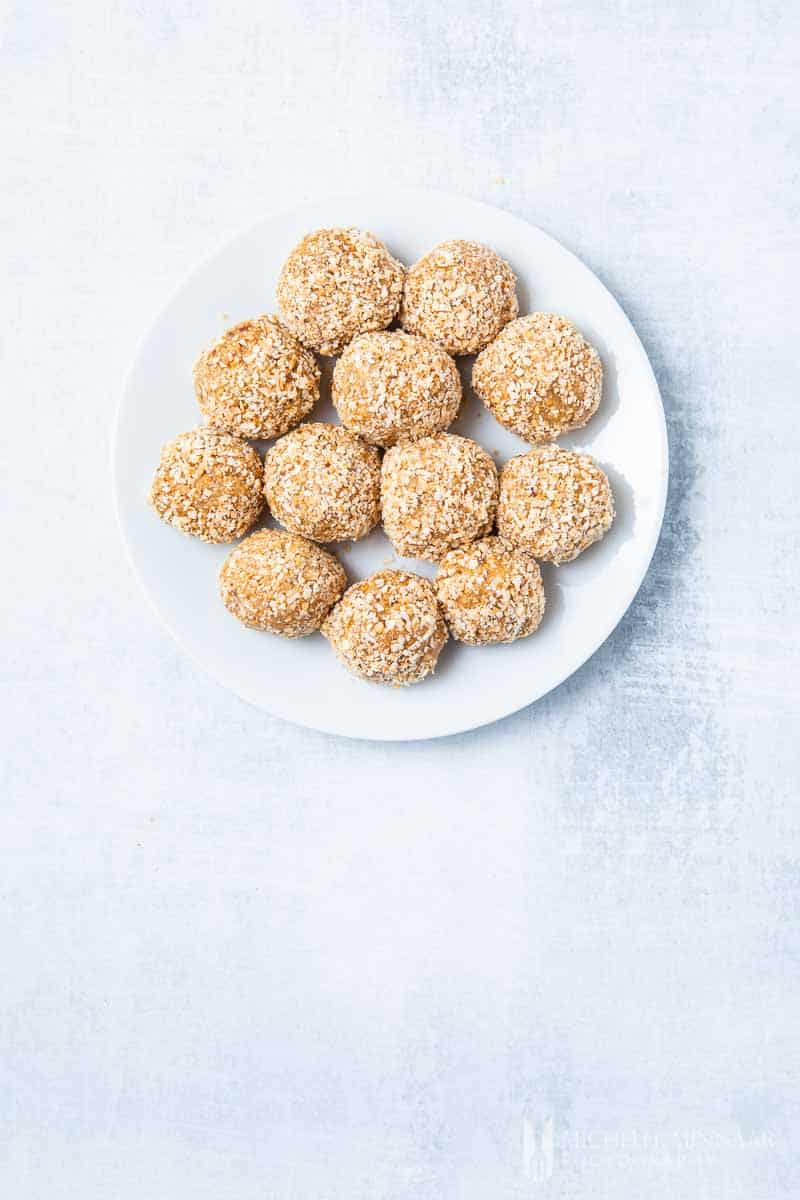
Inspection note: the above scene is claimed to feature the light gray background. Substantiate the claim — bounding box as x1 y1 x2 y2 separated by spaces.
2 2 798 1197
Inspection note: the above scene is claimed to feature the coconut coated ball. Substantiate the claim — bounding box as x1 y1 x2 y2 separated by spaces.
219 529 346 637
322 570 447 686
193 314 320 439
498 444 614 564
399 239 518 355
276 227 405 356
332 331 461 447
435 536 546 645
472 312 602 443
149 427 264 543
264 422 381 543
381 433 498 562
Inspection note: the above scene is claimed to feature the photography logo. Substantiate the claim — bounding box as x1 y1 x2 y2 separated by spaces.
522 1114 555 1183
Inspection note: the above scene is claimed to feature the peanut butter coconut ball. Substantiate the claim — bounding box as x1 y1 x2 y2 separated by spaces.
399 239 518 355
473 312 602 443
219 529 346 637
498 445 614 564
264 422 381 543
332 331 461 447
193 315 319 439
322 570 447 686
277 228 405 356
381 433 498 562
149 427 264 543
435 537 545 645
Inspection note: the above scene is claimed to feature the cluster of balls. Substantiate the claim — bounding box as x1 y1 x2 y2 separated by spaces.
149 227 614 686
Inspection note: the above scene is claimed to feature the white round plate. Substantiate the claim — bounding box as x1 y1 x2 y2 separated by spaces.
115 190 667 741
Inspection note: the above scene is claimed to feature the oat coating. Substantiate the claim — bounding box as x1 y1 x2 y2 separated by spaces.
149 427 264 543
219 529 346 637
399 239 518 355
277 227 405 356
332 330 461 447
497 444 614 564
381 433 499 562
264 422 381 543
322 570 447 686
435 536 546 645
472 312 601 443
193 314 320 439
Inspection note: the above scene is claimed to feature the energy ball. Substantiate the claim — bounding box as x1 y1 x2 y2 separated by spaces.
435 537 546 645
149 427 264 543
498 444 614 564
193 314 319 439
264 422 381 543
219 529 346 637
332 331 461 447
322 570 447 686
473 312 602 443
399 239 518 355
381 433 498 562
277 227 405 356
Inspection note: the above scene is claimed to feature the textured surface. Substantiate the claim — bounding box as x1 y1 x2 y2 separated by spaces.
2 3 799 1198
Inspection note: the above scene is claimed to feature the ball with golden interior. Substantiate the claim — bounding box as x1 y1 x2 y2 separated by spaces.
332 330 461 447
381 433 498 562
322 570 447 686
219 529 346 637
497 444 614 564
472 312 602 443
193 314 319 439
435 536 546 645
277 227 404 356
264 422 381 543
149 427 264 543
400 239 518 355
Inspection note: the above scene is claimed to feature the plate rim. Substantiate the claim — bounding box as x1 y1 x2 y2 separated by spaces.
112 188 669 742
